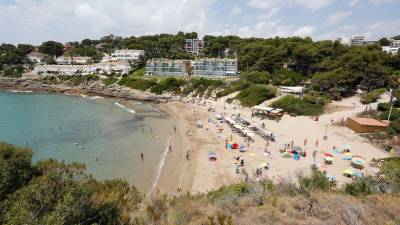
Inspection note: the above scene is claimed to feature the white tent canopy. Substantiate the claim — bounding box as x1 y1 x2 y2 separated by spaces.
279 86 304 94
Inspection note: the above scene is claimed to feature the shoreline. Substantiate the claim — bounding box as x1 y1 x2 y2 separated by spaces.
1 77 392 194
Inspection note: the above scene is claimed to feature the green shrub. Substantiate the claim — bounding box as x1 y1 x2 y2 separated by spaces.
104 76 118 86
299 169 335 193
216 80 252 98
118 77 157 91
344 177 374 196
379 108 400 121
270 96 324 116
393 99 400 108
235 84 277 107
360 88 385 104
207 183 253 202
59 74 99 86
388 120 400 135
149 77 185 95
378 103 391 111
272 70 305 86
240 71 271 84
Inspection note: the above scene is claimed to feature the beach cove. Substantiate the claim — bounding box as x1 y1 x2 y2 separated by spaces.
0 91 176 192
0 84 391 195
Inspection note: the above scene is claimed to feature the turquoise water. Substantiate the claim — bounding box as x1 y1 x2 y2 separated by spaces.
0 91 172 191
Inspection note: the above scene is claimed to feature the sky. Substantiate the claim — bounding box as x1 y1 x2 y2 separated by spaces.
0 0 399 44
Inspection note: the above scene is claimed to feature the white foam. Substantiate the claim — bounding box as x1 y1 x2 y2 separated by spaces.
89 96 104 100
149 137 171 194
114 102 136 114
9 90 32 93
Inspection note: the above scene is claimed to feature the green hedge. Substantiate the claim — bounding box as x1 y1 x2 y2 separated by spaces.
270 95 324 116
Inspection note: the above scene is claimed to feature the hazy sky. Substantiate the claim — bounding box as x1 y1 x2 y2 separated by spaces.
1 0 399 44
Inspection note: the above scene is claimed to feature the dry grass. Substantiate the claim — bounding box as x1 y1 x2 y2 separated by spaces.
129 187 400 225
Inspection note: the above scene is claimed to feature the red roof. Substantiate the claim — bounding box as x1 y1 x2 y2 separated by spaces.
349 117 389 127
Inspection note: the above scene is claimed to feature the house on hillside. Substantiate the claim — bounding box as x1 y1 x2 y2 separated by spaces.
27 52 46 64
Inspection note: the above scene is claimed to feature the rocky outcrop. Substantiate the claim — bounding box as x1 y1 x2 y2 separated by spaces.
0 77 171 102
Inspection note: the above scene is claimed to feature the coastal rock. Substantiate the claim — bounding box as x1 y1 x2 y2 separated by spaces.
0 77 171 102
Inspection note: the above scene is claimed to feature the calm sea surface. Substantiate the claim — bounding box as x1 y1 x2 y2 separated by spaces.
0 91 172 191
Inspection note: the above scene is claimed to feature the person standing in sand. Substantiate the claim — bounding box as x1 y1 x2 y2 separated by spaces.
140 153 144 160
316 139 319 148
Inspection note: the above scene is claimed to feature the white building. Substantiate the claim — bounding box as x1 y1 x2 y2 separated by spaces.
56 56 91 65
110 49 145 63
32 61 130 76
350 36 366 46
389 39 400 47
27 52 46 64
185 39 204 55
382 46 400 55
96 61 131 74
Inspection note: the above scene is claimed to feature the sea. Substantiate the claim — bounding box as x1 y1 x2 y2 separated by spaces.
0 91 172 191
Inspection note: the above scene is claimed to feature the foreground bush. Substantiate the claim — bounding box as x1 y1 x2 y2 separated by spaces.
0 142 142 225
360 88 385 104
270 95 324 116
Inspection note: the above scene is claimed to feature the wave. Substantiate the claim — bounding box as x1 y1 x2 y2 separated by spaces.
9 90 32 93
88 96 104 100
114 102 136 114
149 137 171 194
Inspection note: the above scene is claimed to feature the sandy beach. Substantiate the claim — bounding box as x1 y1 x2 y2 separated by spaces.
154 93 390 194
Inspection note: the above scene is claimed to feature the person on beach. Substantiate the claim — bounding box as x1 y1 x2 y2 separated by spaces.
316 139 319 148
173 125 176 132
140 153 144 160
169 145 172 152
225 139 228 149
304 138 308 146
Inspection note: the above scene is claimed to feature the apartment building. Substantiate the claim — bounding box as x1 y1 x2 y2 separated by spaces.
110 49 145 63
382 46 400 55
32 61 130 76
185 39 204 55
350 36 366 46
192 58 238 77
145 58 191 77
56 56 91 65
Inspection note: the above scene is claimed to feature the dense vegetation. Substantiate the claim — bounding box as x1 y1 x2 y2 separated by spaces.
1 142 399 224
232 85 277 107
270 95 325 116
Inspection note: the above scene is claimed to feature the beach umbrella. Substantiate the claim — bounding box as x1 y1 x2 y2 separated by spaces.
324 153 333 158
343 169 354 176
281 152 291 158
324 156 333 163
343 153 352 160
352 156 365 166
